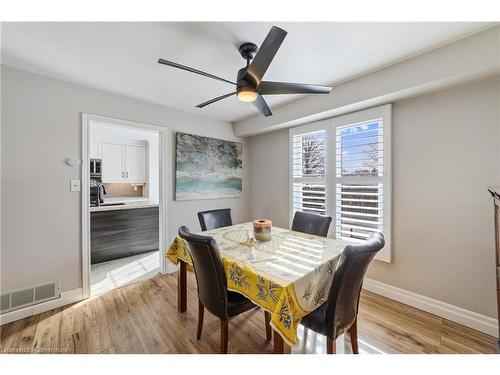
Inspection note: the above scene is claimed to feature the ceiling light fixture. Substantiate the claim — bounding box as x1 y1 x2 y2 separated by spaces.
236 88 258 103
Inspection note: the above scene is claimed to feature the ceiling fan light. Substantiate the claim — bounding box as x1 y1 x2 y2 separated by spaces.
237 89 258 103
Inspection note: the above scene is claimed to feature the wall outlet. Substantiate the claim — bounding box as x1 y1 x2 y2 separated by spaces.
70 179 81 192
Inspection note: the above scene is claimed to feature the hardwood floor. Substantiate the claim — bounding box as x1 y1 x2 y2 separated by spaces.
0 273 496 354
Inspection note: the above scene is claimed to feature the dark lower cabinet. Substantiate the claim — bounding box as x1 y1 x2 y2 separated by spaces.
91 207 159 264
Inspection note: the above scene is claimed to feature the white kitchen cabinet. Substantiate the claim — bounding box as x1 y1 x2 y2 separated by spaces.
101 143 125 182
125 145 147 182
101 143 147 183
89 142 102 159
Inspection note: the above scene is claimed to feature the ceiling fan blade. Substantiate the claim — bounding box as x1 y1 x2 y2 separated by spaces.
158 59 236 85
253 95 272 117
196 92 236 108
244 26 287 86
258 81 332 95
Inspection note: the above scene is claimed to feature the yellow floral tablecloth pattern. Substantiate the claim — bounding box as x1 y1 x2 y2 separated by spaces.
166 223 348 346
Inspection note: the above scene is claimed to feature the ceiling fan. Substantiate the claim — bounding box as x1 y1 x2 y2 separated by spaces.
157 26 332 117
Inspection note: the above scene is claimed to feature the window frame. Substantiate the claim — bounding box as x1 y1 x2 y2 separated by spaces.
289 104 392 262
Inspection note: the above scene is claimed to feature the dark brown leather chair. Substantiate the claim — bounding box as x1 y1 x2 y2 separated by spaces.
178 226 270 353
291 211 332 237
198 208 233 231
300 232 385 354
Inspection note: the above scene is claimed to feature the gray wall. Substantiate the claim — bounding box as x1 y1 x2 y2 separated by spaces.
248 128 290 228
247 79 500 317
1 65 250 293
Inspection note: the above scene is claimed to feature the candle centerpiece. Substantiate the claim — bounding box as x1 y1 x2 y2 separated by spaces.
253 219 272 242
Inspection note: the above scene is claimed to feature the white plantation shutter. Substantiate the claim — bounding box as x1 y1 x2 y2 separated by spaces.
291 128 328 216
289 105 391 262
335 121 384 243
292 183 327 215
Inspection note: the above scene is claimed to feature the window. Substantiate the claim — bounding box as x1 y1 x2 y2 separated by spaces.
335 120 384 243
289 105 391 262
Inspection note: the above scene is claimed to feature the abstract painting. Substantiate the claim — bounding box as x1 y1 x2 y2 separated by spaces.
175 132 243 200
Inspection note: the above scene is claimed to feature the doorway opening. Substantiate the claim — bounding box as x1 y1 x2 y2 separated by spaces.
81 114 168 298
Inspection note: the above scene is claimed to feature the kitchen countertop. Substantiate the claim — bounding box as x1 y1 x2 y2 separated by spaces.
90 196 159 212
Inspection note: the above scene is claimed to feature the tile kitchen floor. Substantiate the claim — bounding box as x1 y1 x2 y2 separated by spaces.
90 251 160 296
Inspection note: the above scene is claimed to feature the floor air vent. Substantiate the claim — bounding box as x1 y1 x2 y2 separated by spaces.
1 282 60 314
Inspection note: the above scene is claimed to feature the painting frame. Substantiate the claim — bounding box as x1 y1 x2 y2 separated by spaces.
175 132 243 201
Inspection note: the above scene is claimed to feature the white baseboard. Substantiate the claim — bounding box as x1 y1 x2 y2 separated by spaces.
363 278 499 338
0 288 83 326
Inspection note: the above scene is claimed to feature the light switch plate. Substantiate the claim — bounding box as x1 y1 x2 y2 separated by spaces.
70 179 81 192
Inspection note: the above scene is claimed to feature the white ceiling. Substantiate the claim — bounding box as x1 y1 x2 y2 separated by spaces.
1 22 495 122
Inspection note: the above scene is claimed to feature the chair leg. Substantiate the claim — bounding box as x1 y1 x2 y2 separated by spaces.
197 299 204 340
327 338 336 354
264 311 272 341
348 318 359 354
177 260 187 313
220 319 229 354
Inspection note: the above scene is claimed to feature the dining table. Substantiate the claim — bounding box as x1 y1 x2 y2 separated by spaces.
166 222 350 353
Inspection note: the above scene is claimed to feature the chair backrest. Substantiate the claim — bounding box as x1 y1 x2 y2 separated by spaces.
178 226 228 320
291 211 332 237
325 232 385 338
198 208 233 231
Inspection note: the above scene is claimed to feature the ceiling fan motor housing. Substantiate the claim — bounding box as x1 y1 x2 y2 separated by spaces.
236 66 259 102
236 66 256 94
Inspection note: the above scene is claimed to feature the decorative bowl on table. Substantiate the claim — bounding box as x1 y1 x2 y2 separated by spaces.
253 219 272 242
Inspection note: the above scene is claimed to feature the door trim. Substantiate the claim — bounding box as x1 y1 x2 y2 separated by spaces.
81 113 170 299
